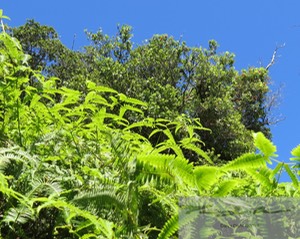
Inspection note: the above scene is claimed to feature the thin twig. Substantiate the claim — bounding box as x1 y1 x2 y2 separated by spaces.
71 34 76 50
265 43 285 70
0 19 5 32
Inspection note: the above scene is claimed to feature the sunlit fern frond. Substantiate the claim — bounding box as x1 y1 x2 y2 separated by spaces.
193 166 222 193
137 153 194 189
221 153 266 171
212 179 241 196
245 168 275 191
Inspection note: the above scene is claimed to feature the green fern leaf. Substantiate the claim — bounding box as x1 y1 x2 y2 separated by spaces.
149 128 163 139
169 156 195 187
85 91 110 106
290 144 300 161
193 166 221 192
3 206 33 225
162 128 176 144
284 164 299 188
246 168 273 189
253 132 277 160
157 213 178 239
137 152 195 188
81 233 98 239
86 81 117 94
36 198 115 238
222 153 266 171
119 104 143 118
73 190 126 213
269 162 284 180
137 153 175 167
181 143 212 164
118 93 147 107
213 179 240 196
124 118 156 130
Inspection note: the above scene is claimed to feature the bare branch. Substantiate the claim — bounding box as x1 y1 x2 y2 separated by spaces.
265 43 285 70
265 83 285 125
0 19 4 32
71 34 76 50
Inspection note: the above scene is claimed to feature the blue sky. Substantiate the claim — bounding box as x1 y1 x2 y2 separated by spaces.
2 1 300 181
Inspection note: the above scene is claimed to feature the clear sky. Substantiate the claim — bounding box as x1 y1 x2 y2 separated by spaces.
2 0 300 181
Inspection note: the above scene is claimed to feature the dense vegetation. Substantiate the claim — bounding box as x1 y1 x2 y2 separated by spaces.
10 20 274 162
0 10 299 238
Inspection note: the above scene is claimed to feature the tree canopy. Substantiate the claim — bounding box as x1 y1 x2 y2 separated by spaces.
10 20 273 162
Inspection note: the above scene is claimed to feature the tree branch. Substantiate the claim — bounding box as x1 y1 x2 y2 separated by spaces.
265 43 285 70
0 19 4 32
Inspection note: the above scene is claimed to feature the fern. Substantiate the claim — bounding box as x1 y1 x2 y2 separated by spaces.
119 104 144 118
245 168 274 190
180 141 213 164
137 152 195 189
222 153 266 171
284 164 299 188
212 179 241 196
269 162 284 181
86 81 118 94
118 93 148 107
193 166 221 192
35 198 115 238
3 206 34 225
157 213 178 239
253 132 277 161
73 188 126 215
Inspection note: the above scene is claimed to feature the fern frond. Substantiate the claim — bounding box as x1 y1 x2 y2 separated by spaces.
178 207 201 239
81 166 122 187
222 153 266 171
269 162 284 181
168 156 195 188
253 132 277 160
181 142 212 164
119 104 143 118
86 81 118 94
118 93 147 107
73 189 126 213
193 166 221 192
0 173 26 200
137 153 176 170
213 179 241 196
35 198 115 238
290 144 300 161
124 117 156 130
2 206 34 225
245 168 274 189
85 91 112 107
157 213 178 239
139 184 178 212
27 177 63 197
284 164 299 188
137 152 194 188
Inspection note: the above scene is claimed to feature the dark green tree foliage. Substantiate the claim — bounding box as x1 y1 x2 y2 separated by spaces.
233 68 270 137
10 20 88 90
11 20 272 161
10 20 61 71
